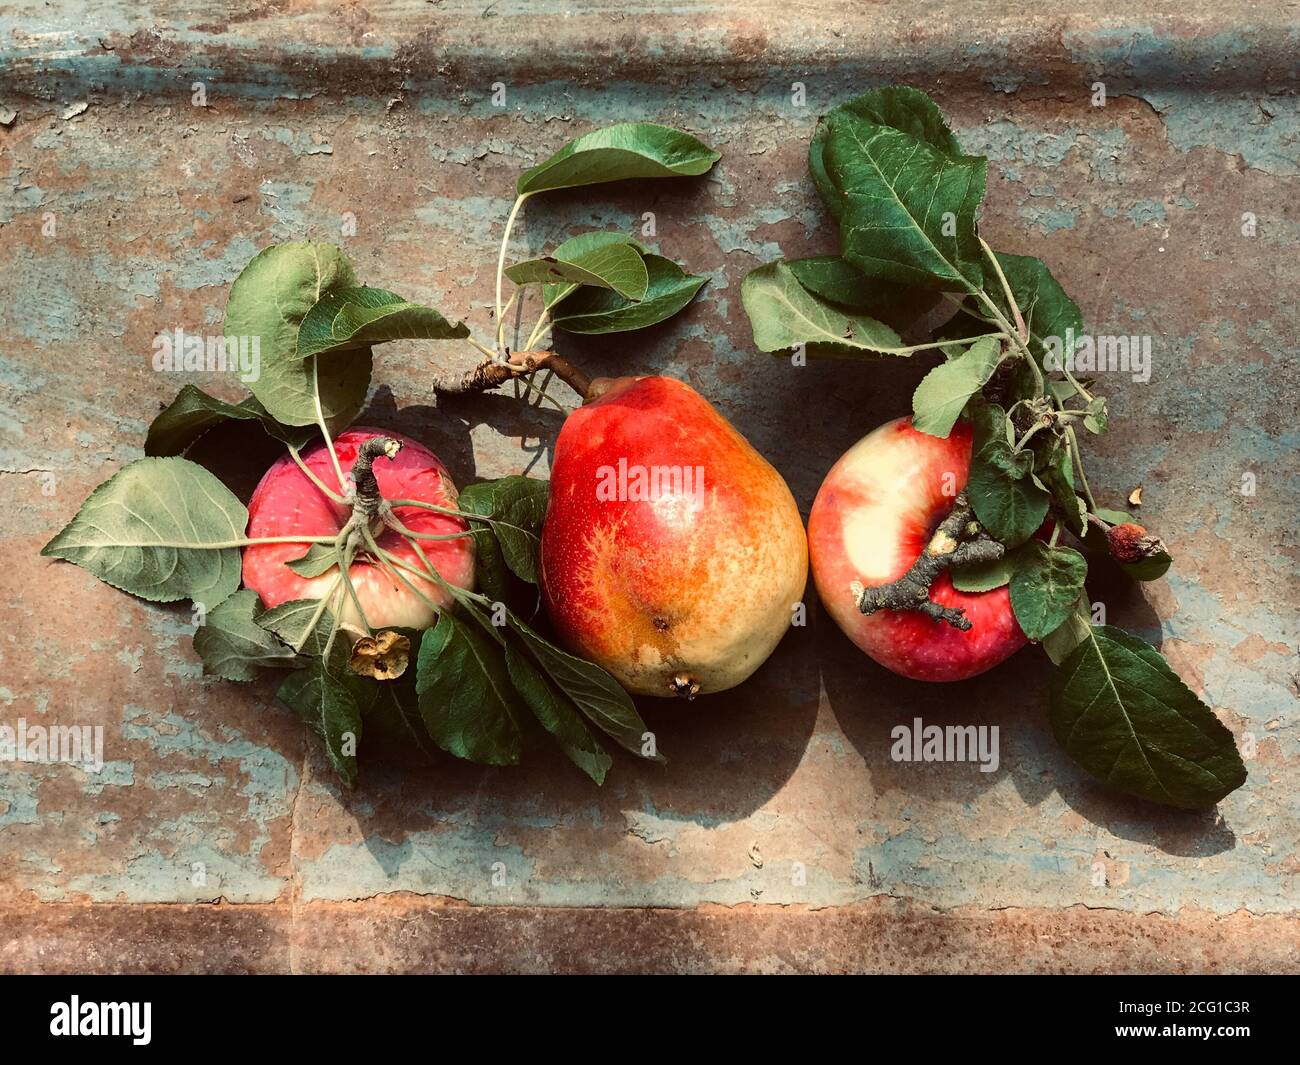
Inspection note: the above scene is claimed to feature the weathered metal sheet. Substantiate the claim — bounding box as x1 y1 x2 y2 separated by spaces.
0 3 1296 971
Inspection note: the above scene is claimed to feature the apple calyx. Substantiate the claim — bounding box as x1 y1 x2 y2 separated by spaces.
349 629 411 680
848 492 1005 631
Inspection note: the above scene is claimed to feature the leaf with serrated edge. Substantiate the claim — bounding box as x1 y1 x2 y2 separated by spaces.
1009 541 1088 639
911 336 1004 438
41 457 247 605
504 642 611 784
964 402 1049 546
1050 625 1246 808
414 612 525 765
823 116 985 290
785 256 909 312
193 589 298 681
810 86 964 218
517 122 719 195
741 261 910 358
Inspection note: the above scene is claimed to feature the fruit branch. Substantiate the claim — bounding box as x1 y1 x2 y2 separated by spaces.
849 493 1004 631
435 349 592 402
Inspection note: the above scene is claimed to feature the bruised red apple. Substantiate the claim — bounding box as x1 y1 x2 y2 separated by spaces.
808 416 1026 681
541 376 807 697
243 427 474 630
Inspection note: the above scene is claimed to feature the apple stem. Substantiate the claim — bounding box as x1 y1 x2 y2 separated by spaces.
849 493 1004 631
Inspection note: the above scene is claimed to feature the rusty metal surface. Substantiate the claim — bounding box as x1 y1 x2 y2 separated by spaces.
0 2 1297 972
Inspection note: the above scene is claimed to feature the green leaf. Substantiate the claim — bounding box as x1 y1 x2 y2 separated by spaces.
508 614 661 762
950 553 1015 593
784 255 908 312
964 402 1049 547
193 589 298 681
507 242 649 301
1122 549 1173 582
1083 396 1109 435
1009 541 1088 639
517 122 719 195
911 336 1005 438
540 232 646 309
276 641 366 787
504 641 611 784
547 254 707 335
257 597 337 655
224 242 371 427
296 286 469 359
1037 442 1087 535
1041 598 1092 666
285 543 342 578
1050 625 1247 809
821 113 986 290
144 385 313 456
41 457 247 605
949 252 1083 368
810 86 964 219
414 612 525 765
741 261 910 358
457 476 549 587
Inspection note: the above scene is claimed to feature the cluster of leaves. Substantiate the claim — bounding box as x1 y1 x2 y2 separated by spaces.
741 86 1245 810
42 121 722 786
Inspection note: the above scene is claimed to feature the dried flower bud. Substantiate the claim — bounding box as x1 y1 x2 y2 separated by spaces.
1106 522 1166 564
349 630 410 680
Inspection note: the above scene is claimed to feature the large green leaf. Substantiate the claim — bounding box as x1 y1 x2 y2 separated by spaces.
144 385 313 456
504 641 611 784
810 86 964 218
507 242 649 301
1008 541 1088 640
911 336 1004 438
517 122 719 195
547 254 707 335
509 615 661 762
224 242 371 427
296 286 469 359
821 114 986 290
276 641 367 787
741 260 911 358
193 589 298 681
42 457 247 605
1051 625 1247 809
964 402 1049 547
415 612 525 765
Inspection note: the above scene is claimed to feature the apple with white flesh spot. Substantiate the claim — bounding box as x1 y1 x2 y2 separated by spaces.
242 427 475 631
809 416 1027 682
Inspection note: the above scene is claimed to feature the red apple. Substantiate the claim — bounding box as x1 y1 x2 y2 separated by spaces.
808 416 1026 681
242 427 474 630
541 376 808 697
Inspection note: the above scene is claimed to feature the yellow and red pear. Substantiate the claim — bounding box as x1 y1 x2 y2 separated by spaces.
540 375 807 697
